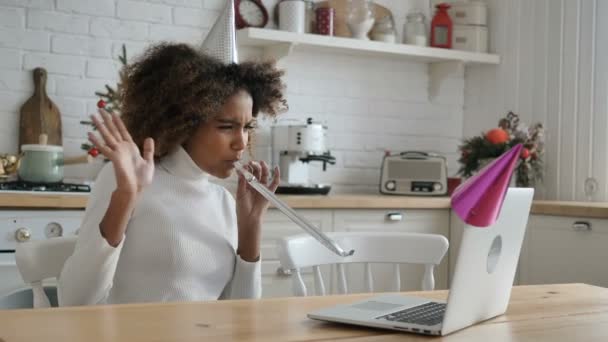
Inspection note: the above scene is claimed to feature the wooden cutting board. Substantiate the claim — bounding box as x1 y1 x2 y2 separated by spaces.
19 67 62 151
316 0 392 38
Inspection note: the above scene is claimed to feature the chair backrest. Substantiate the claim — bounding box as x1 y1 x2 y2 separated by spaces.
277 232 449 296
14 236 77 308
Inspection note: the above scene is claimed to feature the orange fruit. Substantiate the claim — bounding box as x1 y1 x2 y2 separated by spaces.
485 128 510 144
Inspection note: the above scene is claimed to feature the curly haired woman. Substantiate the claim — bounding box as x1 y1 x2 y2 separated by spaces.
59 43 287 306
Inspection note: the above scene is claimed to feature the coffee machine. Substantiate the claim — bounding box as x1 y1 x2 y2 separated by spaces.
271 118 336 195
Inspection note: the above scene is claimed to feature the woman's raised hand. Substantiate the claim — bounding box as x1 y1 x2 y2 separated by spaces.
88 109 155 195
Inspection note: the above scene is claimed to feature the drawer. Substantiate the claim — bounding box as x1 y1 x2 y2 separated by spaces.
333 209 450 236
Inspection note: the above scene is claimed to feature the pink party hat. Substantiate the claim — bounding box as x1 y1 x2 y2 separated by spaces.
200 0 238 64
451 144 523 227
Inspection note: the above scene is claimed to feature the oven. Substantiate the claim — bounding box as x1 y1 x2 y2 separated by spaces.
0 209 84 295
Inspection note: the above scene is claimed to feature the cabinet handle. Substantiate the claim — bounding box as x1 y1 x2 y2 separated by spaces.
386 212 403 221
572 221 592 231
276 267 293 277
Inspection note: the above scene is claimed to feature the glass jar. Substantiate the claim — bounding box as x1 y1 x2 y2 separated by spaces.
371 15 397 43
303 0 315 33
404 12 428 46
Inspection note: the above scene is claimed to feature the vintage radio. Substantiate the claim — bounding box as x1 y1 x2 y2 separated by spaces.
379 151 448 196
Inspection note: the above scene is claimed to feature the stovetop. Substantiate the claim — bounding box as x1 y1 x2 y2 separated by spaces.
0 181 91 193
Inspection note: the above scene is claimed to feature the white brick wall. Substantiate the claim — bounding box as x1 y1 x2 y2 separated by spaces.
23 52 85 75
117 1 172 24
56 0 115 17
0 6 24 28
27 10 89 33
0 49 21 68
0 28 49 51
0 0 465 193
90 17 148 40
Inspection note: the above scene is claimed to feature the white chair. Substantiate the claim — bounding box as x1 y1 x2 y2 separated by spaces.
14 236 77 308
277 232 449 296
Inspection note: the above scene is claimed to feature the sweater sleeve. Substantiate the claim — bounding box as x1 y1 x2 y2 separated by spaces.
219 188 262 300
58 163 125 306
226 256 262 299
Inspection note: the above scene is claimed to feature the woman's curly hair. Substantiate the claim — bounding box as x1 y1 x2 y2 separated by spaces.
120 42 288 157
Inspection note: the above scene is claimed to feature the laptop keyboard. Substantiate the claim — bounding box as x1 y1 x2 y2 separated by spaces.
376 302 446 326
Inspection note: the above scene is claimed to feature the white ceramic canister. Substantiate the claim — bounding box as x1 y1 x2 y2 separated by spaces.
452 25 488 52
449 1 487 26
279 0 307 33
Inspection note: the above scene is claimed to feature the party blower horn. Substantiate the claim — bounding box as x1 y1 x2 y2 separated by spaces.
200 0 238 64
451 143 523 228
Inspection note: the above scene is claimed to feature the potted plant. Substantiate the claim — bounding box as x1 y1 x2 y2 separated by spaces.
457 111 545 187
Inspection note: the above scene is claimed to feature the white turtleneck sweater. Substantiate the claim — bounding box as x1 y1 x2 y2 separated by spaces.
58 146 261 306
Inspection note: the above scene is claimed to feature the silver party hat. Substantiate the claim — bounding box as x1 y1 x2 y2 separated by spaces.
200 0 238 64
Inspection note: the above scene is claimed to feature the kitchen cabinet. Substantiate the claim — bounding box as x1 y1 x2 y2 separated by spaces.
260 208 450 298
518 215 608 287
8 193 608 298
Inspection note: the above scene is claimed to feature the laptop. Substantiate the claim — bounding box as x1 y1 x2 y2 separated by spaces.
307 187 534 336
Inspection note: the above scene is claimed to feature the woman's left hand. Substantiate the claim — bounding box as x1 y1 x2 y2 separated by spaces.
235 160 280 261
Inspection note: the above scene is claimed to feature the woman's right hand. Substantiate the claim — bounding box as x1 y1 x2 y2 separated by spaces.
89 109 155 195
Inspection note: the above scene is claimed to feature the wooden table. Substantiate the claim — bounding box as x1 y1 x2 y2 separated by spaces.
1 284 607 341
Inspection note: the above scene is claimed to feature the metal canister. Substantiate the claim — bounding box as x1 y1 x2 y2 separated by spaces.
315 7 335 36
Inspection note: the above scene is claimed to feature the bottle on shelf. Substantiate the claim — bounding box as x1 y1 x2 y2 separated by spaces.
430 3 453 49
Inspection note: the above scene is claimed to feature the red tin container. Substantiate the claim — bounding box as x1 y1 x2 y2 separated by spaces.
315 7 335 36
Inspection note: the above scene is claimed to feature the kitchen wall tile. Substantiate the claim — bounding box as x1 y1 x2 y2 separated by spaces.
86 58 121 79
148 23 203 43
173 7 218 28
90 17 149 41
57 0 115 17
0 28 49 51
0 48 20 68
51 34 112 58
117 0 172 24
55 77 112 97
150 0 203 8
0 0 53 10
23 53 85 76
27 9 89 34
0 6 24 28
0 69 55 92
52 96 86 118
